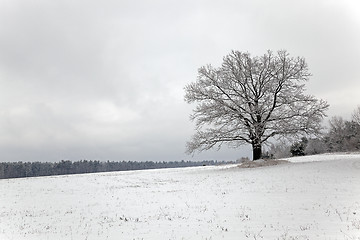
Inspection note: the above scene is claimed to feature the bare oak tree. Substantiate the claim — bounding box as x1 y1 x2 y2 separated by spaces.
184 50 329 160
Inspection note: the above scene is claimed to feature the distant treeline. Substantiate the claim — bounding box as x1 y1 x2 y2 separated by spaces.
0 160 233 179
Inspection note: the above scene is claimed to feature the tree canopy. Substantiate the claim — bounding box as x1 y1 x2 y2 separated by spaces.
184 50 329 160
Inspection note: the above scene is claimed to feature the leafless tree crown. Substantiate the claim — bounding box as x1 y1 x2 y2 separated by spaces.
184 50 329 158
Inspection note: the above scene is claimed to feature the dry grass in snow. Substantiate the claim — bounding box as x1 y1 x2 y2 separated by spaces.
0 153 360 239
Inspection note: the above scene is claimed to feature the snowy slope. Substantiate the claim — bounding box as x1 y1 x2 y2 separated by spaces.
0 154 360 240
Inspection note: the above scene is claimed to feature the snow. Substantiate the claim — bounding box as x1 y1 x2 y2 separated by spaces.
284 152 360 163
1 153 360 239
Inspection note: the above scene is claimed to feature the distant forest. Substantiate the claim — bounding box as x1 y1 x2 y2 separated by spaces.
0 160 234 179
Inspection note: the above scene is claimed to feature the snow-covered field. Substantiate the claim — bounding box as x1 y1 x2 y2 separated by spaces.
1 153 360 240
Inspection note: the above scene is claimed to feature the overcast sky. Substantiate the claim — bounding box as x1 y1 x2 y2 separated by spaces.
0 0 359 162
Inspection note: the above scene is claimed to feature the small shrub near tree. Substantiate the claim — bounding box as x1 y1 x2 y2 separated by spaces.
290 137 308 156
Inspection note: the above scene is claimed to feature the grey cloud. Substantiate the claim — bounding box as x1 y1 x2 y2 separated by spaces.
0 0 359 162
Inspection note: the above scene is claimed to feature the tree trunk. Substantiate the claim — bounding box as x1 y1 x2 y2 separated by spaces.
252 143 262 161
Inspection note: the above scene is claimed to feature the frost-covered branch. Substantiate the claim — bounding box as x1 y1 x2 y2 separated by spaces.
184 50 329 160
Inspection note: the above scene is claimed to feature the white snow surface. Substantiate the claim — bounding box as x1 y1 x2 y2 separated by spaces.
1 153 360 240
